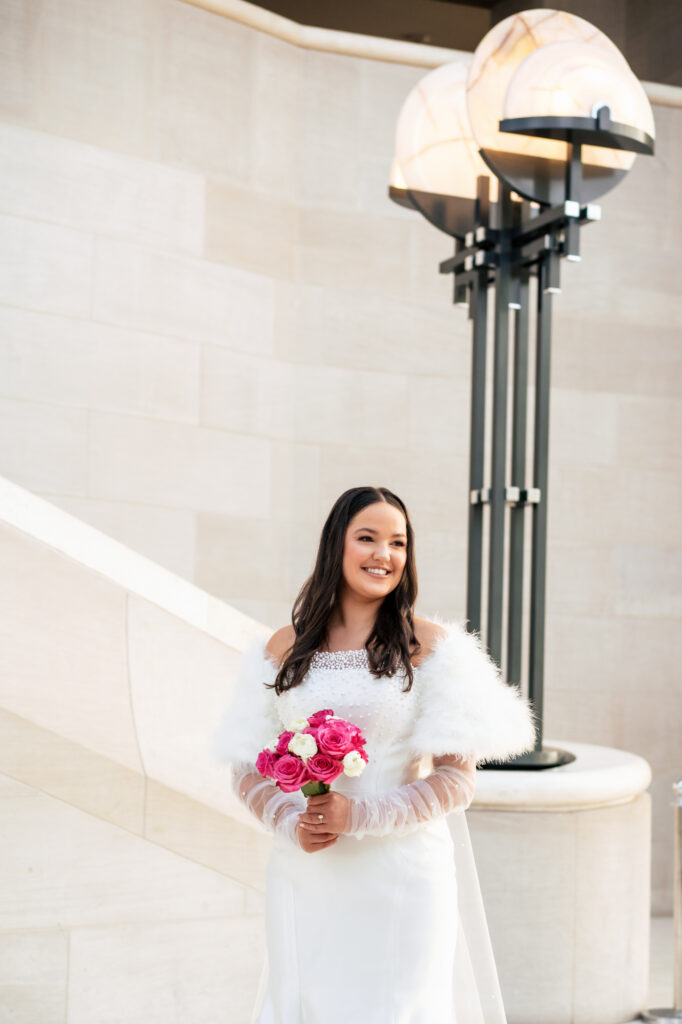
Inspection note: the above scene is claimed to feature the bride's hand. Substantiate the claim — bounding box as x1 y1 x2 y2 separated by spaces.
299 791 351 837
296 816 339 854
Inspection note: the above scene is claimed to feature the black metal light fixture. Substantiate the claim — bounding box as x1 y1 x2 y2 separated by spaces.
390 9 655 771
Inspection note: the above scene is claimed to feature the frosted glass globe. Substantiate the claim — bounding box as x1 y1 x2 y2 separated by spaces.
394 61 496 201
466 8 646 202
504 40 655 172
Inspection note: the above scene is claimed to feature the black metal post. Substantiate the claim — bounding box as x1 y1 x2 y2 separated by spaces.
487 185 514 665
528 254 553 736
507 263 530 687
466 176 491 634
466 271 488 635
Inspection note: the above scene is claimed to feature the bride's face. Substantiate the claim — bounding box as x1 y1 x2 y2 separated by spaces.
341 502 408 599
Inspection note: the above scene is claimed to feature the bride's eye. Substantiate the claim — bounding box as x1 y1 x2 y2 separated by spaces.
358 535 405 547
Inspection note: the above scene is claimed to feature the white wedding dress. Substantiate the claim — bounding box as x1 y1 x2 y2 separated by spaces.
212 617 537 1024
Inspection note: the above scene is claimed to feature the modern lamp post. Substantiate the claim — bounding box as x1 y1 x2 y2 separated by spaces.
390 9 655 771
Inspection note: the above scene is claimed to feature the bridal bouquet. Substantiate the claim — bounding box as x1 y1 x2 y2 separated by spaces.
256 709 368 796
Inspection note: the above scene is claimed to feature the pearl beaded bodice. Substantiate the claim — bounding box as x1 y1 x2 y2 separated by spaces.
308 648 370 672
276 647 423 797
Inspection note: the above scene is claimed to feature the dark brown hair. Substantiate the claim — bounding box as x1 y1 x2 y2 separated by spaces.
267 486 420 695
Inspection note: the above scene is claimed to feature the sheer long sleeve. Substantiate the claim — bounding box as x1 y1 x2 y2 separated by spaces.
231 760 304 849
345 753 476 840
213 634 304 848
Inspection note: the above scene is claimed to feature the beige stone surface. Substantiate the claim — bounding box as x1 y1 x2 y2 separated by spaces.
0 708 145 834
0 397 89 495
126 594 240 809
296 206 413 296
0 475 258 647
200 345 296 439
92 237 278 352
204 178 297 279
614 545 682 618
0 306 201 423
0 774 245 931
145 777 270 888
51 495 196 579
0 213 92 317
195 512 293 604
0 0 41 125
250 31 301 198
35 0 156 157
269 439 320 528
87 411 271 515
546 614 679 695
294 363 410 447
469 791 651 1024
0 122 204 254
155 0 253 180
67 915 264 1024
572 799 651 1019
294 280 466 375
0 929 68 1024
0 525 140 771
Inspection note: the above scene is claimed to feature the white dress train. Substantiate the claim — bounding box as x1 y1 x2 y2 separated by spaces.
212 618 537 1023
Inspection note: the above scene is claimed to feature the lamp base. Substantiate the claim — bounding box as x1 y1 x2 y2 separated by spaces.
478 744 577 770
638 1012 682 1022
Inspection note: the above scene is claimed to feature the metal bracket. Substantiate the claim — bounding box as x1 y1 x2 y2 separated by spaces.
470 487 542 506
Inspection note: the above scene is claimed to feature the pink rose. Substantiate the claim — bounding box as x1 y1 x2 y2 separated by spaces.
306 752 345 784
275 730 294 756
256 748 277 778
348 724 366 747
308 708 335 728
273 754 309 793
316 719 356 758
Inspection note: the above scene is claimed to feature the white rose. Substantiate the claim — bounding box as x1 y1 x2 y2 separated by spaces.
287 717 310 733
267 736 280 753
343 750 366 778
288 731 318 762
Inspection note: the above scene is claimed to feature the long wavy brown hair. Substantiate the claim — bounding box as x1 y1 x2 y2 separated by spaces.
266 486 421 696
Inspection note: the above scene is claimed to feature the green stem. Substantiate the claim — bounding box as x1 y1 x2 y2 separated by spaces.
301 780 330 797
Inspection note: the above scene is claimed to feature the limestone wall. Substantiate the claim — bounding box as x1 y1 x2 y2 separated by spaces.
1 0 680 914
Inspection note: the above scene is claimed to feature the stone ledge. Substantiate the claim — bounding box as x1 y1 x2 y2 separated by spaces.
473 738 652 811
0 474 261 649
181 0 682 108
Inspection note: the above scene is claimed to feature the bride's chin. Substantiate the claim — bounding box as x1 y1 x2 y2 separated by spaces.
357 575 392 592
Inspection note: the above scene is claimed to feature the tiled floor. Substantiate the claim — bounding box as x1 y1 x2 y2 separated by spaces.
627 916 677 1022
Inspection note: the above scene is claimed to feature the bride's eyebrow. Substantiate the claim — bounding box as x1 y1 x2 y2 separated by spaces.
353 527 407 539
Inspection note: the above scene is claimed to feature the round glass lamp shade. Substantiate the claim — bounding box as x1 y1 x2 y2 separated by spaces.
394 61 496 202
504 40 655 173
466 8 642 203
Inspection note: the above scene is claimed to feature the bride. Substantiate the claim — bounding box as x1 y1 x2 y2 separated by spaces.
213 485 536 1023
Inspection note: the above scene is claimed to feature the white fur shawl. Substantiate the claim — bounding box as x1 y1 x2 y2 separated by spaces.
212 620 538 768
211 635 279 767
408 616 537 764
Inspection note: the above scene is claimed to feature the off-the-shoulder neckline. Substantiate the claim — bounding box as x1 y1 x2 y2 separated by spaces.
261 626 451 674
